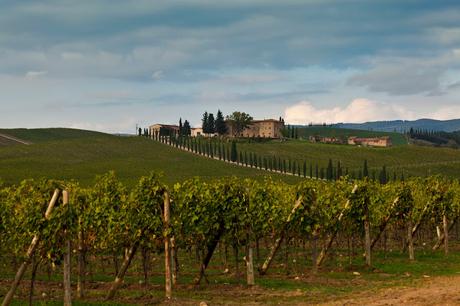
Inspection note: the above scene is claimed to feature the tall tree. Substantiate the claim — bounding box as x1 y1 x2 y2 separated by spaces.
215 110 228 135
363 159 369 178
208 113 215 134
230 141 238 162
183 120 191 136
179 118 183 135
326 159 333 180
226 111 253 137
202 112 209 134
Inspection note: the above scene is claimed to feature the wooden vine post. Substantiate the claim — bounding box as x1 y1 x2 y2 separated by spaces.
443 213 449 255
259 196 303 275
62 190 72 306
2 189 60 306
407 219 414 261
316 185 358 268
363 194 371 267
164 191 172 299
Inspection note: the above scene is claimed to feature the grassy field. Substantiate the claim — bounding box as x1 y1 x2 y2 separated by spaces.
235 138 460 179
2 127 460 185
296 126 408 146
0 128 299 186
1 246 460 305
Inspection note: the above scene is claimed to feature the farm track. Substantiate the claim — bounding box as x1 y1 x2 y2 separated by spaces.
0 133 31 145
323 275 460 306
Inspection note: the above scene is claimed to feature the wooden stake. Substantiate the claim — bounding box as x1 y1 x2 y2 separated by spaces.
246 242 255 286
106 242 139 300
316 185 358 268
2 189 60 306
164 192 172 299
407 220 414 261
259 197 303 275
443 214 449 255
62 190 72 306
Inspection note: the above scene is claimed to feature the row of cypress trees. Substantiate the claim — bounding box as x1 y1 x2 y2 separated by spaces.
154 133 403 183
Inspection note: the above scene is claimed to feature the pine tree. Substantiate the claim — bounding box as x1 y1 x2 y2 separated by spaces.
215 110 228 135
202 112 209 134
208 113 215 134
183 120 191 136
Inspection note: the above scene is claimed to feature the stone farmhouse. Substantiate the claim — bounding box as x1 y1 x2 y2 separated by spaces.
227 119 285 138
149 124 179 137
150 118 285 139
348 136 392 147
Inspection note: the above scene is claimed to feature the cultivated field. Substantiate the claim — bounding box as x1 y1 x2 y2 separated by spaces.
0 128 298 186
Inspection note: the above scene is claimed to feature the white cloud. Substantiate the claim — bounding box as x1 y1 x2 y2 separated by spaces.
25 70 48 79
151 70 164 80
284 99 415 124
432 105 460 120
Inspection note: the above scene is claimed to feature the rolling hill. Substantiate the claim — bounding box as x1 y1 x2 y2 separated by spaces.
0 128 298 186
334 119 460 133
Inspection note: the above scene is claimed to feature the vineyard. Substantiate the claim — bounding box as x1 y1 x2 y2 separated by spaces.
1 173 460 305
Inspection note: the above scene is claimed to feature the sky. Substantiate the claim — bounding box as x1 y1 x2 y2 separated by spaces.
1 0 460 133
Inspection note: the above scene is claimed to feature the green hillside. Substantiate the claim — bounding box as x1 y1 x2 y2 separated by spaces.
0 129 298 186
0 128 108 143
235 139 460 178
295 126 408 146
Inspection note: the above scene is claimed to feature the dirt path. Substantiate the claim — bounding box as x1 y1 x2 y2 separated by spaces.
323 275 460 306
0 133 31 145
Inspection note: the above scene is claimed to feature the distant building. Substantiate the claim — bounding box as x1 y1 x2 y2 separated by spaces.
191 127 203 137
348 136 392 147
309 135 345 144
226 119 285 138
149 124 179 137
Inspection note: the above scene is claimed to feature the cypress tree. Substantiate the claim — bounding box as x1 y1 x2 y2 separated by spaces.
278 157 282 172
218 142 222 159
363 159 369 178
315 164 319 179
337 161 342 179
258 156 262 169
320 168 325 179
222 145 226 160
292 161 296 175
249 152 253 167
326 159 333 180
226 146 231 162
245 151 248 166
303 161 307 178
379 165 388 184
264 157 268 170
239 152 243 164
310 164 313 178
254 154 258 168
283 159 287 173
288 159 292 173
230 141 237 162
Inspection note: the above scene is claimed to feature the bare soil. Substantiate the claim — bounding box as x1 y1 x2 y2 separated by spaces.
323 275 460 306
